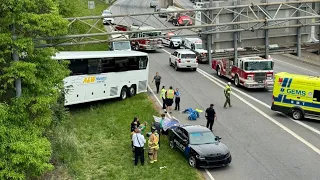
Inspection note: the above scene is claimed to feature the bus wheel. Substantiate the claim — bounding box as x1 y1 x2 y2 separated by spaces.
292 109 303 120
120 87 128 100
129 86 136 97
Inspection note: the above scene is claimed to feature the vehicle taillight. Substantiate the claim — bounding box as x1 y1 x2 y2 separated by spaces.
196 57 198 63
178 19 182 24
272 95 274 103
178 59 181 63
146 40 150 45
266 73 273 80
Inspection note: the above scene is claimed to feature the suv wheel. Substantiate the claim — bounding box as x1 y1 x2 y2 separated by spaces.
175 63 179 71
188 156 197 168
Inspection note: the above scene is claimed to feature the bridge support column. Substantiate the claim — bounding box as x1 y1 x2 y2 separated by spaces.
207 0 213 66
296 3 301 58
265 20 269 59
233 0 238 65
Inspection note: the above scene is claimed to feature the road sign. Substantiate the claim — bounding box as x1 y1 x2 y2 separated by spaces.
88 1 95 9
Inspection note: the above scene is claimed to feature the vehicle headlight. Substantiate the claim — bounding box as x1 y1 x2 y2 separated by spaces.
247 75 254 80
266 75 273 80
196 155 205 160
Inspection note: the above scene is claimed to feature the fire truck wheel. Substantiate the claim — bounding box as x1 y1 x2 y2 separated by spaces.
234 75 240 87
216 67 222 77
134 44 139 51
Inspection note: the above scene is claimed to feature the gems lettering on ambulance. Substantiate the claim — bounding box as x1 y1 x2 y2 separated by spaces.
286 89 306 96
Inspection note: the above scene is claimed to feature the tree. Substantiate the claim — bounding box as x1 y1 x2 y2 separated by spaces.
0 0 70 179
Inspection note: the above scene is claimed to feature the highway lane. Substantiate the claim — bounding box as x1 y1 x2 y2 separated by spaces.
145 49 320 180
109 0 320 179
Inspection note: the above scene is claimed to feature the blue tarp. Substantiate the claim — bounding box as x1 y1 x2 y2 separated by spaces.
182 108 200 120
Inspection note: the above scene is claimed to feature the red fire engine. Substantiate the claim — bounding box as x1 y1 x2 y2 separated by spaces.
115 24 163 51
212 52 274 89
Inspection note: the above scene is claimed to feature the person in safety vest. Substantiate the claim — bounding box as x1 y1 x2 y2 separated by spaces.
148 127 159 163
224 82 232 108
160 86 167 112
165 86 175 114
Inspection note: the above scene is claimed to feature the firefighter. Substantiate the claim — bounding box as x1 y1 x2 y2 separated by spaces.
148 127 159 163
160 86 167 112
224 82 232 108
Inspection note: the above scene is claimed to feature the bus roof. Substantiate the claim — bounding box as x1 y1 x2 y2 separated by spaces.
52 51 148 60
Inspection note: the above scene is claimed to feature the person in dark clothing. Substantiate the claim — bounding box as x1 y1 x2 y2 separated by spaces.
131 117 140 132
174 88 181 111
205 104 216 131
152 72 162 93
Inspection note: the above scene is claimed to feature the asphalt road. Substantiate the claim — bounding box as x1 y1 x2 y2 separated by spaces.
109 1 320 179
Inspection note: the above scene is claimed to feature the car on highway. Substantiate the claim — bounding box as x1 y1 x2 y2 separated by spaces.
168 125 232 168
169 49 198 71
162 32 183 48
102 10 114 25
150 0 158 8
158 8 167 18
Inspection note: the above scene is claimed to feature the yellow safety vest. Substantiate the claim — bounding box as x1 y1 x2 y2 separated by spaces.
160 89 166 99
224 85 231 95
149 133 159 149
166 89 174 99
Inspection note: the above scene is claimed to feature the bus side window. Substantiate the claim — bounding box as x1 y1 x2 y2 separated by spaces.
128 57 139 70
69 59 88 76
114 57 129 72
313 90 320 102
101 58 116 73
88 59 102 74
138 56 148 69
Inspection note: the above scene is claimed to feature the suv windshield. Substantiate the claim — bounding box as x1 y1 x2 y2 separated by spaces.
181 53 196 59
194 43 203 49
244 61 273 71
189 131 217 145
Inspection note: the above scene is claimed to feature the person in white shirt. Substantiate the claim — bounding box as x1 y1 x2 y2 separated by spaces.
132 128 146 166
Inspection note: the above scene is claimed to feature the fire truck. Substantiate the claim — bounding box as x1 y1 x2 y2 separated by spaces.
212 53 274 89
114 24 163 51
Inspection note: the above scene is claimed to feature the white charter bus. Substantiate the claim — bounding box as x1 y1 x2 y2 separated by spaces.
52 51 149 106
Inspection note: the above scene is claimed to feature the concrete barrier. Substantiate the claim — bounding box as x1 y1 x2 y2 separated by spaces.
283 52 320 67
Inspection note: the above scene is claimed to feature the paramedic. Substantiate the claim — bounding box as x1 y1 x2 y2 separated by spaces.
148 127 160 163
160 86 167 112
152 72 161 93
205 104 216 131
174 88 181 111
165 86 175 114
132 128 146 166
224 82 232 108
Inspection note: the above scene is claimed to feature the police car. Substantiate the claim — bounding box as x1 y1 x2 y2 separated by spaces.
168 125 232 168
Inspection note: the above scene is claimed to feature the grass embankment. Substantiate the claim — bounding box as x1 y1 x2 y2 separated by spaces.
48 94 203 179
63 0 112 51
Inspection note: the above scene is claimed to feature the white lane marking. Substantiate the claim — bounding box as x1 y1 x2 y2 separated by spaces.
274 58 319 74
196 68 320 136
162 49 320 152
147 85 215 180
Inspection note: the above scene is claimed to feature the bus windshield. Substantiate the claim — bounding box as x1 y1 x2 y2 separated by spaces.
244 61 273 71
113 41 131 51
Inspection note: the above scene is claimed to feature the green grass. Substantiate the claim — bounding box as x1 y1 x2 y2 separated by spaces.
47 94 203 179
63 0 113 51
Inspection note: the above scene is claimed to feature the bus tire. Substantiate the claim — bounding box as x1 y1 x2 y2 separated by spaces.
120 87 128 100
292 109 303 120
129 85 136 97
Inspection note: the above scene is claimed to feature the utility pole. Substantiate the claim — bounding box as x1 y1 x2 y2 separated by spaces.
11 24 22 97
233 0 238 65
207 0 213 66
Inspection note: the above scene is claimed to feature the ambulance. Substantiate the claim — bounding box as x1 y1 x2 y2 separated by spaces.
271 72 320 120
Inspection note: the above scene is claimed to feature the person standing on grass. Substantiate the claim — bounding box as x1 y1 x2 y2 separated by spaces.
131 117 140 132
152 72 162 94
148 127 159 163
132 128 146 166
174 88 181 111
160 86 167 112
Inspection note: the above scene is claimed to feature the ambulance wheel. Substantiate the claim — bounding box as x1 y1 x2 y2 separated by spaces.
292 109 303 120
188 156 197 168
234 75 240 87
120 87 128 100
